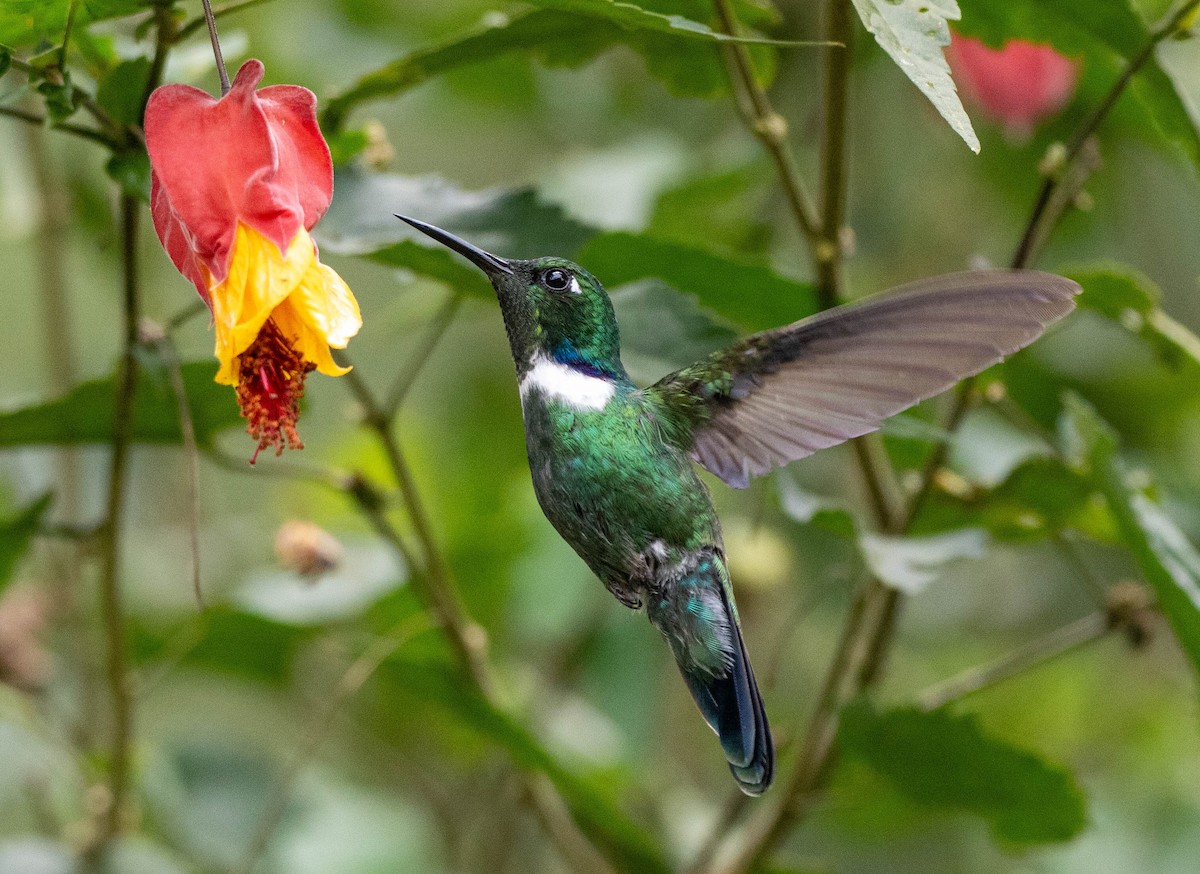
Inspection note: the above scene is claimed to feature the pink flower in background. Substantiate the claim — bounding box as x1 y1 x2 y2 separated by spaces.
947 34 1080 140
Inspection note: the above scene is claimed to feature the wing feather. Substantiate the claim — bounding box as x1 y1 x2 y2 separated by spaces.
645 270 1079 488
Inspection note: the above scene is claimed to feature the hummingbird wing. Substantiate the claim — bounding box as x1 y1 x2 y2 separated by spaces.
644 270 1079 488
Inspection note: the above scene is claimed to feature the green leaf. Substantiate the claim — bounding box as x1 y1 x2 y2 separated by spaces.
96 56 151 126
0 44 11 77
1061 394 1200 677
0 0 149 48
577 232 819 332
525 0 788 43
850 0 980 152
322 3 784 129
36 71 77 123
319 170 598 292
105 148 151 201
956 0 1200 173
610 279 740 374
326 128 369 166
840 701 1087 844
1068 263 1200 375
0 361 241 448
379 656 670 874
0 494 53 596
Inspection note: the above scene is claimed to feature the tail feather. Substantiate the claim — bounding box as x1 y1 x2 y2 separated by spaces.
648 551 774 795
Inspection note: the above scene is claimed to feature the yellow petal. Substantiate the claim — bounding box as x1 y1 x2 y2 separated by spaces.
209 223 315 383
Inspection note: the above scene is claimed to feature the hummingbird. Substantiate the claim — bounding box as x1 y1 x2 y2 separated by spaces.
397 215 1078 795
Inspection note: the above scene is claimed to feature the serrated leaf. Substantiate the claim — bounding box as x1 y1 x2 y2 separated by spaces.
1061 394 1200 677
850 0 979 152
96 56 151 126
0 494 53 596
956 0 1200 173
0 361 240 448
577 232 818 332
840 701 1087 844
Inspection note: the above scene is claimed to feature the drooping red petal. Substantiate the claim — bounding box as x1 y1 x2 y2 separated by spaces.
144 59 333 287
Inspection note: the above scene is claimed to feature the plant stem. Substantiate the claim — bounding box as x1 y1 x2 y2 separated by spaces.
231 615 434 874
384 292 463 417
177 0 277 42
89 193 142 862
0 105 114 145
1013 0 1200 267
200 0 231 95
918 614 1110 711
337 361 616 873
816 0 853 307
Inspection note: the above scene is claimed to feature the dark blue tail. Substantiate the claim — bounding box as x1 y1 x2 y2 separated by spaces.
649 552 774 795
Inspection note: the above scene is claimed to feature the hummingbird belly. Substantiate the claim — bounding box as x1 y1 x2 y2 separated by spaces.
521 391 720 602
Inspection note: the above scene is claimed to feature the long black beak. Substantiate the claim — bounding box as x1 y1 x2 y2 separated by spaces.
394 214 513 276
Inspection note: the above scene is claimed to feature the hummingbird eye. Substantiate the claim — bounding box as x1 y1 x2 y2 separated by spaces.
541 268 573 292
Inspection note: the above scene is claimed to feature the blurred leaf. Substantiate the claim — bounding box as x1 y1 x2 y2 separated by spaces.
1062 394 1200 677
322 2 784 129
578 232 818 331
525 0 787 43
859 528 987 594
851 0 980 152
35 73 77 123
131 608 308 685
0 494 52 596
0 361 240 448
380 656 670 874
105 148 151 201
0 45 11 77
648 161 773 253
321 170 596 265
1069 263 1200 375
840 701 1087 844
610 278 740 374
956 0 1200 172
327 128 369 166
96 55 150 126
914 455 1116 543
0 1 148 47
776 472 864 538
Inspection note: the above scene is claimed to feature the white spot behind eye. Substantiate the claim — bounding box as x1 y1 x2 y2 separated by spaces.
568 275 582 295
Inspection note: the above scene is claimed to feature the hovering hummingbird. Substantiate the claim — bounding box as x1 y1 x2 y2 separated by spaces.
397 215 1078 795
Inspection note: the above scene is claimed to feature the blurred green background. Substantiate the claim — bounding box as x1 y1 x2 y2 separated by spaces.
1 0 1200 872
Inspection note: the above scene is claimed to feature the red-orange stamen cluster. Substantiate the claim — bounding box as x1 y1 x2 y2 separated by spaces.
234 319 314 463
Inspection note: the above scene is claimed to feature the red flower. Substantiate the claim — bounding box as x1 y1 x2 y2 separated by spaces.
947 34 1080 140
145 59 361 460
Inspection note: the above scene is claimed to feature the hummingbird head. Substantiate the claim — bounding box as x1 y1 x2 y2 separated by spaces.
396 216 625 378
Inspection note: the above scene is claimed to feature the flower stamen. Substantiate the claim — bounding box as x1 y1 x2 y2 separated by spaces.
235 319 314 463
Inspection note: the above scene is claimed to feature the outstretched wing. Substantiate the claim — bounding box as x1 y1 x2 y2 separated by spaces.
644 270 1079 488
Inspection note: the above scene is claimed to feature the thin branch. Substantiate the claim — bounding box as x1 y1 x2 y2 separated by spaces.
1013 0 1200 267
815 0 853 307
918 614 1110 711
145 327 205 609
712 0 821 251
0 104 114 145
232 615 435 874
200 0 232 95
384 292 463 417
87 193 142 864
